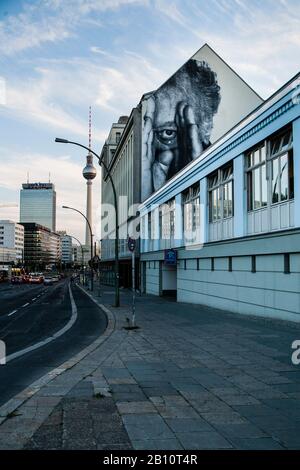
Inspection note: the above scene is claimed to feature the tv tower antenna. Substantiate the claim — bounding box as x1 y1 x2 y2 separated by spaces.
82 106 97 246
88 105 92 151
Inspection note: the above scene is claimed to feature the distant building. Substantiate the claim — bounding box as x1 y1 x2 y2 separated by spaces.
72 244 79 264
0 247 17 266
21 223 60 269
0 220 24 262
20 182 56 231
57 231 73 264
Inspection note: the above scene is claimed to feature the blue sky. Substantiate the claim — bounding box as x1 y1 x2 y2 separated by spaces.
0 0 300 241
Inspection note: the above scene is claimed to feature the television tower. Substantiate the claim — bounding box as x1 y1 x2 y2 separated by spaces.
82 106 97 246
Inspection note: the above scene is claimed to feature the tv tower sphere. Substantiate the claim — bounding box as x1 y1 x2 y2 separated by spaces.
82 154 97 180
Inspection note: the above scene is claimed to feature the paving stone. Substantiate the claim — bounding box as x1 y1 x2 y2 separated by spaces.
165 418 214 433
102 368 132 379
132 439 183 450
214 422 267 439
228 437 285 450
122 414 174 441
232 404 279 417
249 388 288 399
246 414 299 431
269 429 300 449
200 412 246 425
107 378 137 385
176 431 232 450
143 387 179 398
117 401 157 414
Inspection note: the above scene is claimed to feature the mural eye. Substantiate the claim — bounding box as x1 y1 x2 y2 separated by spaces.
157 129 177 144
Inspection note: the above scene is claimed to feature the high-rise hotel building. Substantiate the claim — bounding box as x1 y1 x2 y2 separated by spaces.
20 182 56 232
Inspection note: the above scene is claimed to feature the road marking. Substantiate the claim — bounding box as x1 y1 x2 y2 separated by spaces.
8 310 17 317
22 302 30 308
5 284 78 364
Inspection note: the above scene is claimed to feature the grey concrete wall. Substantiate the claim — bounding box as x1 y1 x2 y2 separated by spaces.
142 229 300 322
145 261 160 296
177 254 300 322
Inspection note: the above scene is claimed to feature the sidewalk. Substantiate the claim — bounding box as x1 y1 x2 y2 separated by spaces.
1 284 300 450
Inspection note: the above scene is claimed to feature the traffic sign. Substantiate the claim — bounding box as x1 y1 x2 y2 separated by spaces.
128 237 136 252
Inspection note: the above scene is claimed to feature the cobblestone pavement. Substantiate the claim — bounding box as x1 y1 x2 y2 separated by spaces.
2 284 300 450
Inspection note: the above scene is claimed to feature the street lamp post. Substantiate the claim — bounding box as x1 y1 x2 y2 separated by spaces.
70 235 85 284
55 137 120 307
62 205 94 291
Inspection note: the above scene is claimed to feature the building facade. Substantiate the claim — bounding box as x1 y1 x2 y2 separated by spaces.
0 220 24 262
0 247 17 265
57 231 73 264
100 111 142 287
20 182 56 231
139 72 300 322
21 223 61 269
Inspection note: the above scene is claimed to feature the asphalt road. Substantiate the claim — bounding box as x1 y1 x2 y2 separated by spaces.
0 280 107 407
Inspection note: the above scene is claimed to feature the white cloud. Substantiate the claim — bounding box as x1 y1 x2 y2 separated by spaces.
90 46 110 56
2 51 165 139
3 62 109 142
0 0 148 56
152 0 300 98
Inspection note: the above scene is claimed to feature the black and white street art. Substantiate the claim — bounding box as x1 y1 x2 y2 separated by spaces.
142 59 221 200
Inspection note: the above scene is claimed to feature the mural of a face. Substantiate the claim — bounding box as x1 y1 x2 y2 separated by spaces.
142 59 221 200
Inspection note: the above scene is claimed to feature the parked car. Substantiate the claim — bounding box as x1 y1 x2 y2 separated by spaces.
29 273 44 284
11 276 23 284
44 276 54 286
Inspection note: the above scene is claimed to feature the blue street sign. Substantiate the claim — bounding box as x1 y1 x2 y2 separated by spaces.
164 249 177 265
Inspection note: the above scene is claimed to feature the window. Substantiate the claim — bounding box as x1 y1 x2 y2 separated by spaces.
182 183 200 242
270 128 293 204
160 199 175 240
246 143 267 210
147 212 151 239
208 162 233 222
116 132 121 144
246 127 293 212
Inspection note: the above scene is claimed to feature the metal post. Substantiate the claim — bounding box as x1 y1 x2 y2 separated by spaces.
131 250 136 328
90 231 93 291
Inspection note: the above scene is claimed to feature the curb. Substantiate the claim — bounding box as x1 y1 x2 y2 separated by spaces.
0 283 116 426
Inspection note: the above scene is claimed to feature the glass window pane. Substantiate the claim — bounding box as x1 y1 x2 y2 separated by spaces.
254 149 260 165
281 131 291 152
280 153 288 201
261 164 267 207
271 138 281 156
194 199 200 228
247 172 253 211
260 144 266 162
223 185 228 218
217 187 222 219
253 167 261 209
272 158 279 204
289 152 294 199
227 181 233 217
213 190 217 221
